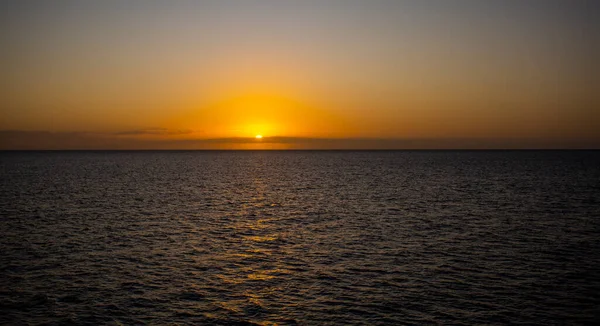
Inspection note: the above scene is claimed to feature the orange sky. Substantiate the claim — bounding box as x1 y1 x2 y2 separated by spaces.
1 1 598 149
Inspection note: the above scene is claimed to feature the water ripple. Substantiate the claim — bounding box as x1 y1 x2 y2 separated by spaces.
1 151 599 325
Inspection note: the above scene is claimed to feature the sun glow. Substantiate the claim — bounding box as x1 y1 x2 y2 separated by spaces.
174 91 356 140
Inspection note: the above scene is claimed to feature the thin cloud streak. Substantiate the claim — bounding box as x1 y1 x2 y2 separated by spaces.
113 128 196 136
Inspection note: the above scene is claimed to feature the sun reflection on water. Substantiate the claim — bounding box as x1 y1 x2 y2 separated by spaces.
209 159 294 325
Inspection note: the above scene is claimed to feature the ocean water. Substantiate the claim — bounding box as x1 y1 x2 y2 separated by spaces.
1 150 599 325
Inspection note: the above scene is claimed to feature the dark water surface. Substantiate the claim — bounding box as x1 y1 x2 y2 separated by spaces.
1 151 599 325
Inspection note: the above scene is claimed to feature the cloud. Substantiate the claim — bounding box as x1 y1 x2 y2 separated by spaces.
114 128 195 136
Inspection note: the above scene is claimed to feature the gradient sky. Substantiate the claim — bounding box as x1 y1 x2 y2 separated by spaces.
1 0 598 149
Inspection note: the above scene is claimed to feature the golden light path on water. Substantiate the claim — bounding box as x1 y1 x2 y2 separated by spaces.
197 167 296 325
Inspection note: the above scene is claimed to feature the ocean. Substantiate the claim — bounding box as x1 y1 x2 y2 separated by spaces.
1 150 599 325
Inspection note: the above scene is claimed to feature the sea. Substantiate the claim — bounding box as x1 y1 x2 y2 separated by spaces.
1 150 599 325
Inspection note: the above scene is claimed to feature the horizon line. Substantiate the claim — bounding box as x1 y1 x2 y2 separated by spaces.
2 149 599 152
1 130 599 150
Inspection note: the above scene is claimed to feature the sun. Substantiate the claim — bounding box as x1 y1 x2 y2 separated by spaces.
255 134 263 139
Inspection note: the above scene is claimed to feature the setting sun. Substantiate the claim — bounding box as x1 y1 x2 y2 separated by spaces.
0 1 596 150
